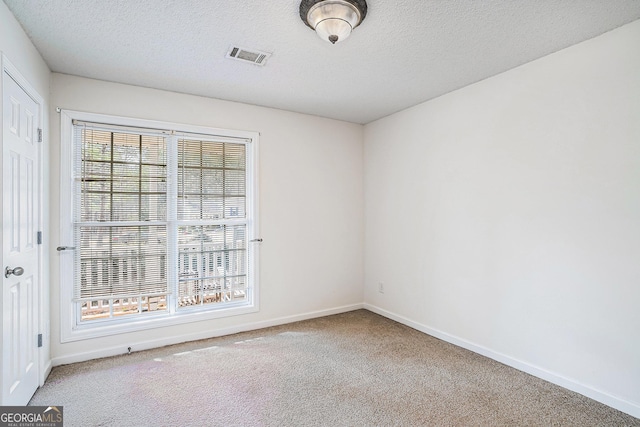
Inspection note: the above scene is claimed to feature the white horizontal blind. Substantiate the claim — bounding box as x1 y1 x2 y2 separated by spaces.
73 124 169 302
176 138 249 308
60 111 257 338
70 119 253 323
177 139 246 220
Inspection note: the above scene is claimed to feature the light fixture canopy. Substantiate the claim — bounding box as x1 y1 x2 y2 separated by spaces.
300 0 367 44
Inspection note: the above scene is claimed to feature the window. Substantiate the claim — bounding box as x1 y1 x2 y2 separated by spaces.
59 111 259 341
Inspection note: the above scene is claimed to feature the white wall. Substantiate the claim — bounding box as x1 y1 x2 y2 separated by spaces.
0 2 50 96
1 1 52 379
49 74 364 362
364 20 640 417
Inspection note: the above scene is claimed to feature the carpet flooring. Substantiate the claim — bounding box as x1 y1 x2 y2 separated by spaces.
29 310 639 426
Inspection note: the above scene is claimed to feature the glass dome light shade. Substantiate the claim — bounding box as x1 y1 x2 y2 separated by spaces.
307 1 362 44
314 18 352 44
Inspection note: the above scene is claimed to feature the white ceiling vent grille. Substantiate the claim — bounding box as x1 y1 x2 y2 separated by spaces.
226 46 271 66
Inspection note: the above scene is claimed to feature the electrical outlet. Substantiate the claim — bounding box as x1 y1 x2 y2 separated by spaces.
378 282 384 294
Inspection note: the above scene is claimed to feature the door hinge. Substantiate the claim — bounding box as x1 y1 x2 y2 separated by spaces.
37 128 42 142
37 334 43 348
37 231 42 245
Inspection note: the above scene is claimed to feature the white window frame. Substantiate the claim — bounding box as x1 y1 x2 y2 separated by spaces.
59 110 259 342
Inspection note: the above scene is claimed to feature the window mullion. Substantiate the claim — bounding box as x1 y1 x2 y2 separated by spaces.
167 134 178 314
109 131 115 306
222 142 226 219
137 135 143 310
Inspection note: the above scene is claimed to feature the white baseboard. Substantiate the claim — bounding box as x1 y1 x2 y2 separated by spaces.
363 303 640 419
51 303 364 366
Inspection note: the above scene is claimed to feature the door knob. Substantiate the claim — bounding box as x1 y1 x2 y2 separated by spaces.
5 266 24 278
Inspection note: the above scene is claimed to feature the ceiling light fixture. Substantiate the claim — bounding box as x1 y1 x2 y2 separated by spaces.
300 0 367 45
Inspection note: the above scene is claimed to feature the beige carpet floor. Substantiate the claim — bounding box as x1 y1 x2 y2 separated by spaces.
29 310 639 426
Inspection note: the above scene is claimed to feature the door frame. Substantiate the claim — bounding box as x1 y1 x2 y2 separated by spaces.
0 52 50 395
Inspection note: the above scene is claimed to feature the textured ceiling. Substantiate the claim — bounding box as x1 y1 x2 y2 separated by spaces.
4 1 640 124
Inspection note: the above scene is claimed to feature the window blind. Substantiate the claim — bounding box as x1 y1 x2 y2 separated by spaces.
70 121 251 319
73 124 169 301
176 137 248 308
177 138 246 220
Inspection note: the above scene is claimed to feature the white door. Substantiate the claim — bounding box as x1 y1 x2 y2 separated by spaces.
2 70 40 405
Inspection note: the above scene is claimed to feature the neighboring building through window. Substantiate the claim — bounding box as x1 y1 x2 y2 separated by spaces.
59 111 259 341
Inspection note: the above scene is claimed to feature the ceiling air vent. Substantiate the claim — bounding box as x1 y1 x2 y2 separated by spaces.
226 46 271 66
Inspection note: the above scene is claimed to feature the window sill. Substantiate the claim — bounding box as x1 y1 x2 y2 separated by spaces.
61 302 258 343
